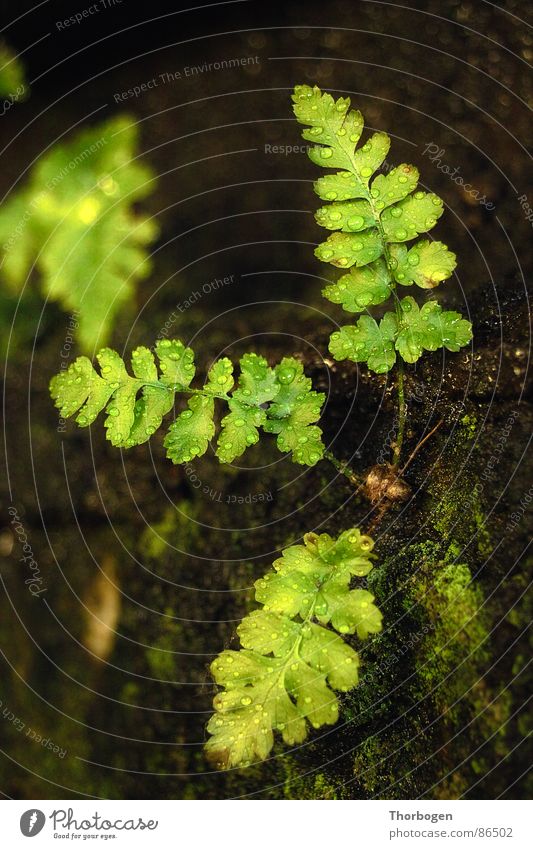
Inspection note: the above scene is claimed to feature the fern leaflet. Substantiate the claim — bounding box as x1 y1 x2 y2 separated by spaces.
50 341 326 466
205 528 382 769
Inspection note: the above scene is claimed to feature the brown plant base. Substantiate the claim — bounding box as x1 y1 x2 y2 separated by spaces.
363 463 412 505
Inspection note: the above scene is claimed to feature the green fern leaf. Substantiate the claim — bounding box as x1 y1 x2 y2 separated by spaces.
0 41 28 99
0 116 157 351
51 341 326 466
216 400 265 463
155 339 196 389
204 358 234 395
315 199 374 232
314 171 368 202
329 297 471 372
50 342 189 450
292 84 472 372
214 353 278 463
49 356 113 424
206 528 381 769
322 259 392 312
352 132 391 180
263 358 325 465
329 315 397 373
164 395 215 463
390 240 457 288
371 164 419 209
232 353 279 406
98 349 140 447
381 192 444 242
315 230 383 268
394 297 472 362
127 346 173 445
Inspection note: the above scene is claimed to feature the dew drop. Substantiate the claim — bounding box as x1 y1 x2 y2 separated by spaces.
278 366 296 384
347 215 365 230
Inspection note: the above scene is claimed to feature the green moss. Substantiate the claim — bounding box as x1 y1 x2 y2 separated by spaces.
140 501 199 560
283 761 341 799
428 433 492 559
460 413 478 436
411 559 490 690
146 625 183 680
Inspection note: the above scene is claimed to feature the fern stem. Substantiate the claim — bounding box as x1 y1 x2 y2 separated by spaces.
145 381 231 403
323 449 363 486
392 359 406 467
363 186 407 469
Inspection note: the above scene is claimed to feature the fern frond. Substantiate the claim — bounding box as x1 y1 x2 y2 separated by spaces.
0 41 28 98
0 117 157 351
50 342 326 467
292 85 472 372
205 528 381 769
